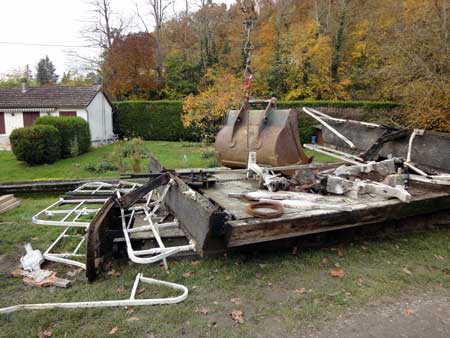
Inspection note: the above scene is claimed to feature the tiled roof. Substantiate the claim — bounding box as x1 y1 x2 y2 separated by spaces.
0 85 102 108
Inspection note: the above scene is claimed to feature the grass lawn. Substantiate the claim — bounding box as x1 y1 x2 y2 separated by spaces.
0 141 334 182
0 195 449 337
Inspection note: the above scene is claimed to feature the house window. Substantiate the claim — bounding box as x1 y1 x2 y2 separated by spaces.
59 111 77 117
0 112 5 134
23 112 40 127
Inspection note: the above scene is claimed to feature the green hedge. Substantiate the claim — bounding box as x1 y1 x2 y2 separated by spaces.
113 100 200 141
35 116 91 157
10 125 60 165
113 100 401 143
277 100 400 110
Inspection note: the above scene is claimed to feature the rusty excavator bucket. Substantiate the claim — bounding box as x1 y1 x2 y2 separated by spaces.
215 98 312 168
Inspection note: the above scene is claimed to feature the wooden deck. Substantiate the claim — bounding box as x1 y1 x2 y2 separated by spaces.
148 158 450 252
200 172 450 248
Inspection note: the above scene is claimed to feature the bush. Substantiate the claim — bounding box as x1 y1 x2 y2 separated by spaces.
113 100 201 141
84 160 118 174
35 116 91 158
10 125 61 165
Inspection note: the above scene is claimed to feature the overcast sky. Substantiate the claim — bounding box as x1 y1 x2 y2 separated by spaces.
0 0 235 78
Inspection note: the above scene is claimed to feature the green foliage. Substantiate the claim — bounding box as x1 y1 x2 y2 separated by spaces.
108 138 148 173
36 55 58 85
10 125 60 165
84 160 118 174
164 51 202 98
35 116 91 158
200 148 219 168
113 100 200 141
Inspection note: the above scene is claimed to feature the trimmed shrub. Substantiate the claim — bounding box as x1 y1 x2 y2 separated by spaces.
35 116 91 157
113 100 201 141
10 125 61 165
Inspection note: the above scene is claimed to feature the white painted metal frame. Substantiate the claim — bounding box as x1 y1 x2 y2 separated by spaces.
117 180 196 269
303 107 357 149
32 198 107 228
72 181 142 195
304 144 364 165
0 273 188 314
43 227 87 270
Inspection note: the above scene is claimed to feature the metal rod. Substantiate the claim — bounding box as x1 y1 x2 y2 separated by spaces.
303 107 356 149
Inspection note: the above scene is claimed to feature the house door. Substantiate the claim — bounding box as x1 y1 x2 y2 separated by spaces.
23 112 40 127
0 112 5 134
59 111 77 117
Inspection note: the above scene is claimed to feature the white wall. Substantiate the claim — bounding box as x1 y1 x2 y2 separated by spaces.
86 92 114 145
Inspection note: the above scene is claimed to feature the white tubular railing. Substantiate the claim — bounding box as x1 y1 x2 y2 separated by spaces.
0 273 188 314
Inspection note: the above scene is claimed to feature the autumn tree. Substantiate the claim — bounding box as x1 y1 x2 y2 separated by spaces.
182 69 243 140
102 32 159 100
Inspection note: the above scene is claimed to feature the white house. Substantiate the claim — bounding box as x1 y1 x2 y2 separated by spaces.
0 84 114 150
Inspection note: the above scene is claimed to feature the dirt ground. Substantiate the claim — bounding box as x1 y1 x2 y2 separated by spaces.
307 290 450 338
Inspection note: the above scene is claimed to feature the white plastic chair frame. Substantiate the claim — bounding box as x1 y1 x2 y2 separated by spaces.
0 273 188 314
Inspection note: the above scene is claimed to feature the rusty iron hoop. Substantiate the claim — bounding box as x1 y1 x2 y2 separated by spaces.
245 201 284 219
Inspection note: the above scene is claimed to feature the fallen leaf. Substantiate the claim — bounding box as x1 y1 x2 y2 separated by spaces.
195 306 209 315
402 267 412 276
321 258 329 265
107 269 121 277
255 272 262 279
67 268 82 277
109 327 118 335
224 274 232 281
434 255 444 261
267 282 273 287
292 246 298 256
137 288 146 295
127 316 140 322
361 246 368 251
337 246 344 257
116 286 125 293
357 277 364 286
442 268 450 278
403 308 414 316
295 288 307 294
230 310 245 324
183 271 193 278
230 298 241 305
191 260 200 266
38 330 52 338
144 334 156 338
126 308 134 315
330 268 345 278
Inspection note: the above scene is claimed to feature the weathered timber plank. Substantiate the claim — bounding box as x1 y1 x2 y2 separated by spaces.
0 195 14 204
226 191 450 247
163 176 220 254
0 200 21 214
0 179 119 194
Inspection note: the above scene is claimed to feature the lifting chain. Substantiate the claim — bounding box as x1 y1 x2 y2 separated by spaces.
241 0 260 102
